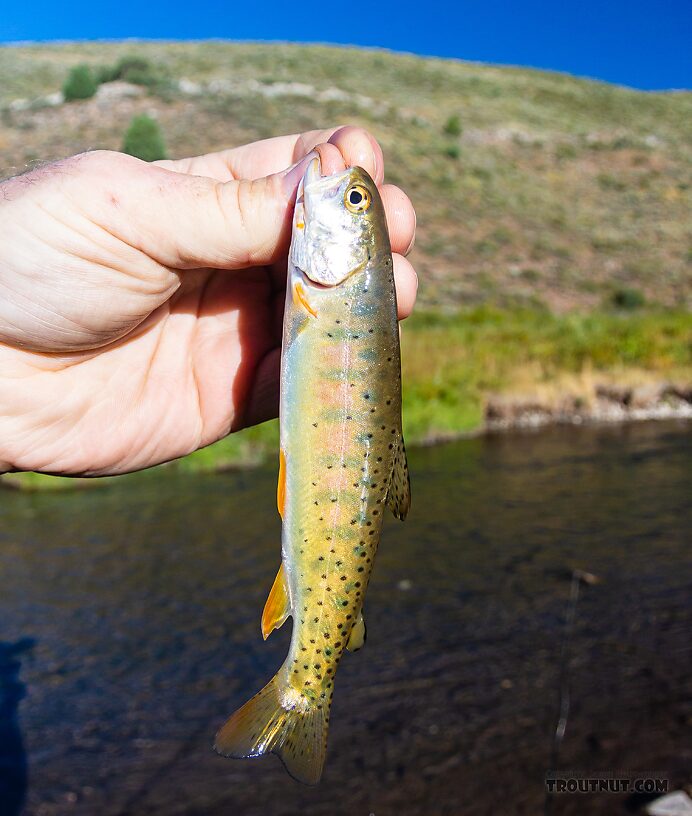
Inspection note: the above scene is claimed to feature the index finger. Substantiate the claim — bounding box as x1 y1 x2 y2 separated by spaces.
155 126 384 186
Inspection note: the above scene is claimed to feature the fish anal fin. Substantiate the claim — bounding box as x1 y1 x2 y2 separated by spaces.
261 564 290 640
386 435 411 521
346 611 366 652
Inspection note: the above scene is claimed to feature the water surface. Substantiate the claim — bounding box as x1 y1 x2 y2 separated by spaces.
0 420 690 815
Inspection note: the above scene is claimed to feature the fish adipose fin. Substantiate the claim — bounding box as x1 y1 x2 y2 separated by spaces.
386 435 411 521
346 611 366 652
214 674 328 785
261 564 290 640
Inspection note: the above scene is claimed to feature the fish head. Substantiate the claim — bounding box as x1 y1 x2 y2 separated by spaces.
290 157 387 287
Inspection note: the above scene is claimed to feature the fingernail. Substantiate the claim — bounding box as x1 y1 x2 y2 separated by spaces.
405 210 417 256
282 151 319 198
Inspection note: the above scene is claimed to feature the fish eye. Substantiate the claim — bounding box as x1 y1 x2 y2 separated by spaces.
344 184 371 213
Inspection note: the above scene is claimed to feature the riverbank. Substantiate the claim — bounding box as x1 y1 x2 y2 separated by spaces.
1 307 689 492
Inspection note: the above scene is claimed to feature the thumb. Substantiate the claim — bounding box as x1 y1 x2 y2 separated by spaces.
82 149 320 270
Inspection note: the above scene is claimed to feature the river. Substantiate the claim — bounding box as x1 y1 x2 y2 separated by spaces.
0 420 690 816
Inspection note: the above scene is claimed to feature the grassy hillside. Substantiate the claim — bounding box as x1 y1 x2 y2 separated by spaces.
1 41 690 310
0 42 690 488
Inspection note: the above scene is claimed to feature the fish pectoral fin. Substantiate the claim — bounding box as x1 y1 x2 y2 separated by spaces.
346 611 367 652
261 564 290 640
277 449 286 519
386 434 411 521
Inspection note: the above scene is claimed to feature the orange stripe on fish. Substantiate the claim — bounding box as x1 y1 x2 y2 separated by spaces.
277 448 286 518
293 281 318 318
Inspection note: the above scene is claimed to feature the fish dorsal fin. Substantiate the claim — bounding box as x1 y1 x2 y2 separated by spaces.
346 611 366 652
261 564 290 640
386 435 411 521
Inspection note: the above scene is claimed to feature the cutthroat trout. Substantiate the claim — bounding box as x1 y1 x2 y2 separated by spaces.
214 156 411 784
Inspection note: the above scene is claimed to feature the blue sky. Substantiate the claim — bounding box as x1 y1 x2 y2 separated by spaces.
1 0 690 91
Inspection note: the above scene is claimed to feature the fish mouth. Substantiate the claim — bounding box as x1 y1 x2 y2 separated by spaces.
299 155 353 215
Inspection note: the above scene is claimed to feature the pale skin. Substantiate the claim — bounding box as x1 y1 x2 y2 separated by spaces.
0 126 417 476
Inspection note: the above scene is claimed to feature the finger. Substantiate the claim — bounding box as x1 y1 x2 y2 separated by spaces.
241 347 281 430
381 185 416 256
154 128 337 180
393 254 418 319
83 150 323 271
155 126 382 184
327 126 383 185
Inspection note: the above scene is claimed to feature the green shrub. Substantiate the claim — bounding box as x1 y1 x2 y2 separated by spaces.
94 64 120 85
63 64 98 101
115 56 158 86
611 287 646 309
443 114 462 137
122 115 167 161
444 144 460 160
95 56 163 89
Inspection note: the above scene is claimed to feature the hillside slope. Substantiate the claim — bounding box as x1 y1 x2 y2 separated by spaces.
1 41 690 311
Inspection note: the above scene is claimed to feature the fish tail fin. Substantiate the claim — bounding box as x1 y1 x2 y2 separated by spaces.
213 672 329 785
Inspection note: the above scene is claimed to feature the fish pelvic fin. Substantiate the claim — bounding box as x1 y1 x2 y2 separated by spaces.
346 611 366 652
386 434 411 521
214 673 329 786
261 564 290 640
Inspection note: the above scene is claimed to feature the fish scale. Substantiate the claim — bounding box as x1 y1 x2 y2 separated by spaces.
214 158 410 784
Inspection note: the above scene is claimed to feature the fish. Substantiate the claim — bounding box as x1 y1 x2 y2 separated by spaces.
214 155 410 784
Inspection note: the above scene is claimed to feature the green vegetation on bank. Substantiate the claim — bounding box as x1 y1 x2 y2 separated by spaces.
2 307 689 491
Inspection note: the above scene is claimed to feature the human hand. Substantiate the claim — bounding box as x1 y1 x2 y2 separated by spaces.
0 127 417 476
